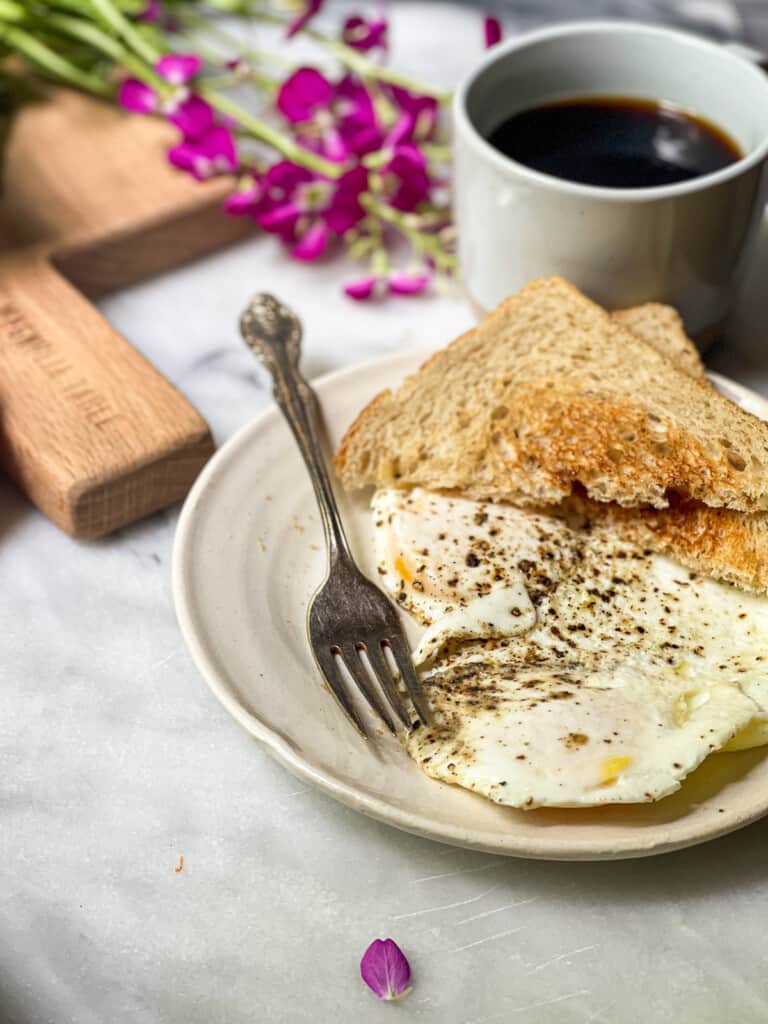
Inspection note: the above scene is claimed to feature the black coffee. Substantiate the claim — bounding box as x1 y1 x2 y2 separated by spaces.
487 96 742 188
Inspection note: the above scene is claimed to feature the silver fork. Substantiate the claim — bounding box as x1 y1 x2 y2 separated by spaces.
239 293 430 738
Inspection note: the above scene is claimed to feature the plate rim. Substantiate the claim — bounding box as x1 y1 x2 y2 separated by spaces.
172 352 768 861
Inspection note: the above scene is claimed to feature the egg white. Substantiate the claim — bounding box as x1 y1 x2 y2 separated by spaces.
372 488 768 809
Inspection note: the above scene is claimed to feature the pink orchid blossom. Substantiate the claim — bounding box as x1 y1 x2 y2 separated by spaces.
345 269 431 300
342 15 388 52
360 938 412 1000
286 0 324 38
484 15 502 47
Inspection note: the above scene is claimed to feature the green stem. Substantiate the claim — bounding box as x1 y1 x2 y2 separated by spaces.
86 0 159 64
193 6 451 101
0 23 113 94
200 87 343 177
313 34 452 103
362 194 457 271
178 9 331 72
0 0 24 20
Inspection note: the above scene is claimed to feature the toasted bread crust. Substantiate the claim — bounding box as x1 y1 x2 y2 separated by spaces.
559 493 768 594
336 277 768 512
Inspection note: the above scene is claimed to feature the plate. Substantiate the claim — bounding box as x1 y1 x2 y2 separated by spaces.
173 352 768 861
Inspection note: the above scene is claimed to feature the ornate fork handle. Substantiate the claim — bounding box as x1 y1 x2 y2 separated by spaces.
239 294 352 563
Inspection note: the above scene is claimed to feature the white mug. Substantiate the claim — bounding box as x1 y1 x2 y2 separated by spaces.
453 20 768 344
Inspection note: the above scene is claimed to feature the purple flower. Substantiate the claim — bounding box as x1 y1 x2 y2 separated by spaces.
137 0 179 30
119 52 203 116
286 0 324 38
224 180 267 216
277 67 333 122
277 69 384 161
155 53 202 85
360 938 412 1000
118 52 239 182
168 125 238 180
386 86 439 142
484 15 502 47
345 268 431 301
381 144 431 211
389 270 431 295
118 78 157 114
138 0 161 22
342 15 388 52
344 275 378 300
167 94 214 139
254 161 368 260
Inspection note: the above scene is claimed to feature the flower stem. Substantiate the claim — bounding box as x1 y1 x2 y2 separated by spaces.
199 87 343 177
195 6 452 102
86 0 160 65
361 194 457 271
0 23 113 95
311 33 452 103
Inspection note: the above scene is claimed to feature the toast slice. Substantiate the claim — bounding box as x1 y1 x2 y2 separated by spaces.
613 303 706 382
336 277 768 513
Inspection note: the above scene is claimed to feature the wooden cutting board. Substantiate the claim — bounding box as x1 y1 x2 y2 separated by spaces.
0 85 254 538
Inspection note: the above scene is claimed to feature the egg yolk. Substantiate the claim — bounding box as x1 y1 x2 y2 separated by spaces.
598 756 632 787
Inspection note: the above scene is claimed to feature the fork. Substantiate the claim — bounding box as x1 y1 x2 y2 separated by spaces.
239 293 430 738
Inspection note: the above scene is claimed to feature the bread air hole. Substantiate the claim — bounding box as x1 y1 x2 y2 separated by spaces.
727 451 747 471
719 437 732 449
491 406 509 420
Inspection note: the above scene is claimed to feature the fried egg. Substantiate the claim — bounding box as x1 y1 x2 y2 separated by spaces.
372 488 768 808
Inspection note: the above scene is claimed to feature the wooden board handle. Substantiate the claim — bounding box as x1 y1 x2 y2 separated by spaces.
0 251 214 538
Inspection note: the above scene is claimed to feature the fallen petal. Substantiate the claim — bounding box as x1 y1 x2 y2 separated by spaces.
277 66 334 123
156 53 203 86
168 94 214 140
286 0 324 38
360 939 412 1000
291 219 329 260
118 78 157 114
483 15 502 47
389 270 431 295
344 275 378 300
342 15 388 52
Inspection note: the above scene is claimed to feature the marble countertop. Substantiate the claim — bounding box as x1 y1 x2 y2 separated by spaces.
4 3 768 1023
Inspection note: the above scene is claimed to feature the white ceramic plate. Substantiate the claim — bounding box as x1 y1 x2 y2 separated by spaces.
173 353 768 861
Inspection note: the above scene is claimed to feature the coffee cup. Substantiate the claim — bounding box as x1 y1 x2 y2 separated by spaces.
453 21 768 344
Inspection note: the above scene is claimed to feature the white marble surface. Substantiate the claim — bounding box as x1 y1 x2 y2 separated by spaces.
5 3 768 1023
